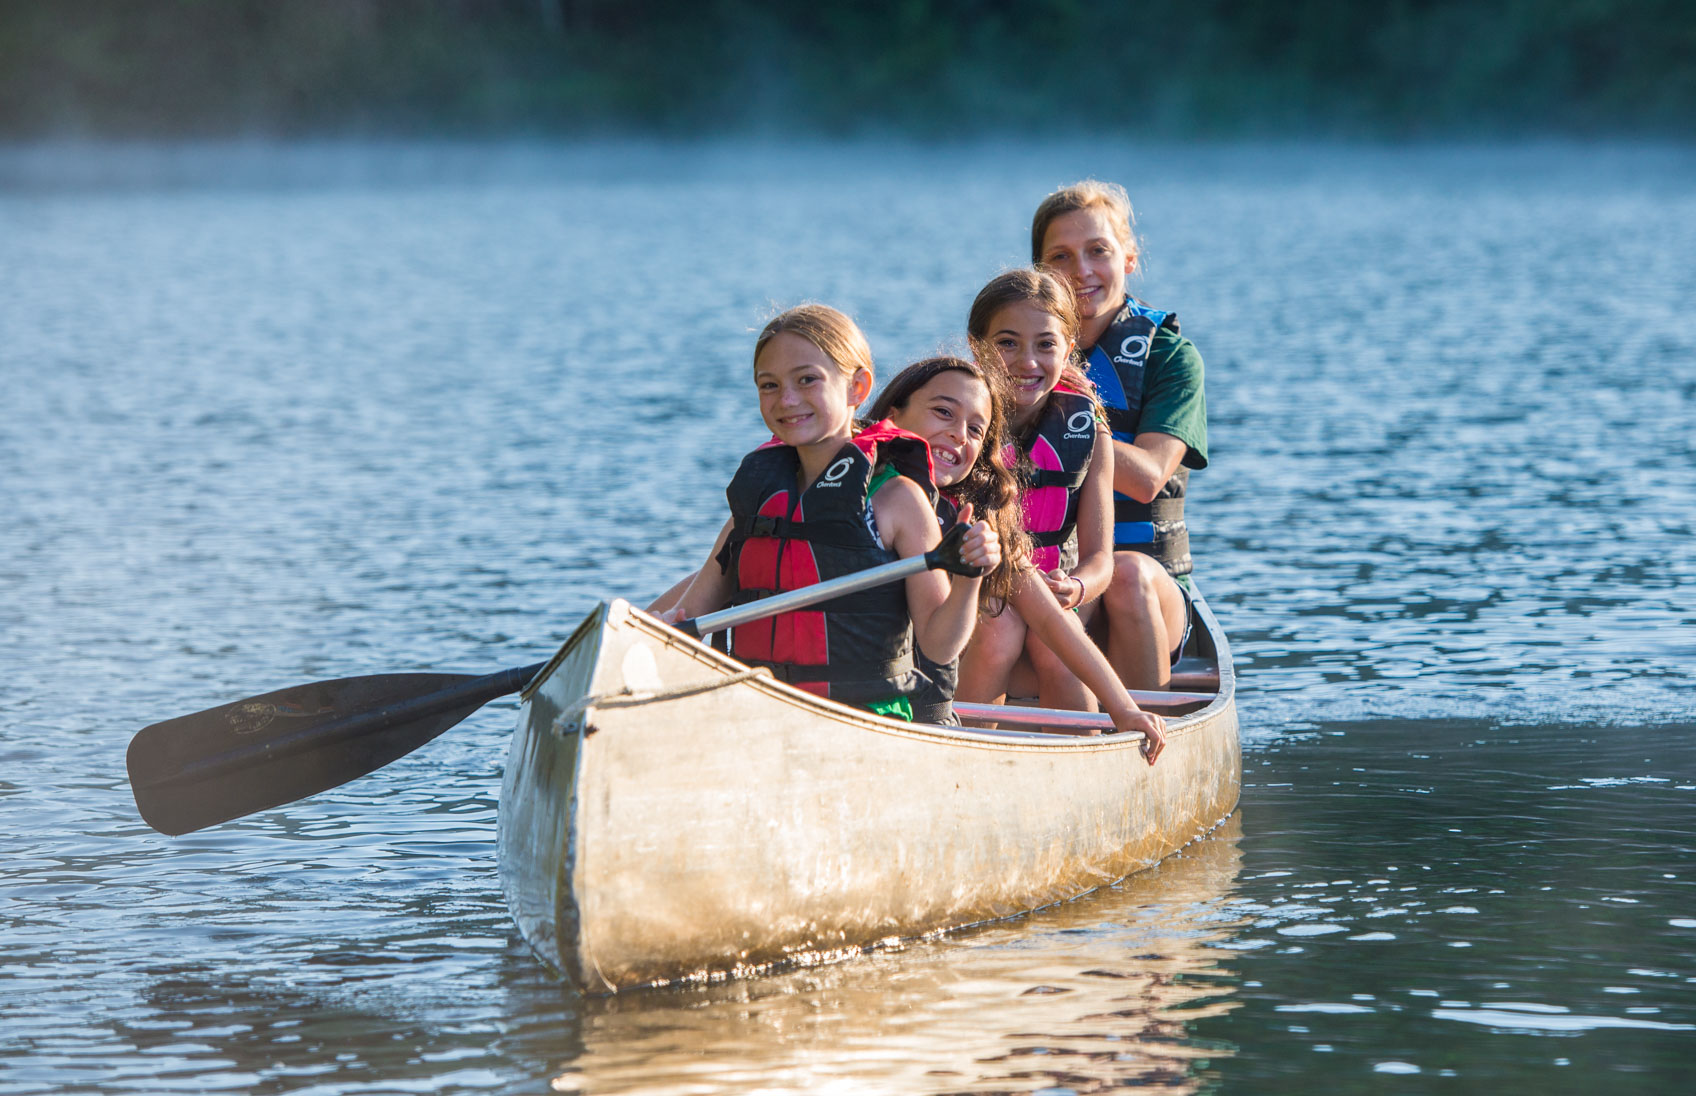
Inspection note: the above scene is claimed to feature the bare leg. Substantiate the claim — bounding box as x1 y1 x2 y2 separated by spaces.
1005 653 1038 701
1026 627 1097 713
1025 625 1098 734
1101 551 1187 690
956 608 1028 711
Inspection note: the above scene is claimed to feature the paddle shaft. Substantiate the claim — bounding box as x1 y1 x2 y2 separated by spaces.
130 529 986 834
677 552 932 639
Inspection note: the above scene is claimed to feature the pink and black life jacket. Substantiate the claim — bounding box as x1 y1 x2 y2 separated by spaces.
1005 384 1096 572
719 420 935 704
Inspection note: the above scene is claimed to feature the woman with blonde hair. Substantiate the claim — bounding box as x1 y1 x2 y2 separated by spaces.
1031 181 1209 690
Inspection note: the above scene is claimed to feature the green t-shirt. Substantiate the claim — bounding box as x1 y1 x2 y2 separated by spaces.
1135 326 1208 471
1082 318 1208 470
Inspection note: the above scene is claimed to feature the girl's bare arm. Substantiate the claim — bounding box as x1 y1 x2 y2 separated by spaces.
662 518 736 621
872 479 996 665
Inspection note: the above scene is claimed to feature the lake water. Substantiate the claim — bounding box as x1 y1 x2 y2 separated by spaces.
3 140 1693 1093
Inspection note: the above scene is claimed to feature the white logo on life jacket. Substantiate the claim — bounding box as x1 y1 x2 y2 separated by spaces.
817 457 854 486
1113 332 1150 368
1063 409 1095 440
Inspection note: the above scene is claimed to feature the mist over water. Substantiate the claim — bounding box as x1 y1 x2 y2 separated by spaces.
3 140 1693 1092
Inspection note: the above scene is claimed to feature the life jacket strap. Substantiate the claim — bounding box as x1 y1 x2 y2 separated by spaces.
730 513 867 548
1112 496 1186 526
1110 495 1191 576
1103 407 1139 438
1023 466 1088 491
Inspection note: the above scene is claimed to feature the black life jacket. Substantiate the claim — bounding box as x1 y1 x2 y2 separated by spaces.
1081 297 1192 576
910 493 960 724
719 420 935 704
1004 383 1096 573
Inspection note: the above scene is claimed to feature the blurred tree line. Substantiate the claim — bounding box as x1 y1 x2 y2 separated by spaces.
2 0 1691 138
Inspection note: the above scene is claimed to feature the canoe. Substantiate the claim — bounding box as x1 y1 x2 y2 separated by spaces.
497 584 1239 993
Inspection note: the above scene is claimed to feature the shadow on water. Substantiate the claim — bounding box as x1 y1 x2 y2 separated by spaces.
114 964 586 1095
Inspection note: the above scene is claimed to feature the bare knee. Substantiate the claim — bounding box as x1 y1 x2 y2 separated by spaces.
960 609 1027 681
1025 631 1066 675
1105 553 1166 622
959 609 1029 703
970 607 1027 659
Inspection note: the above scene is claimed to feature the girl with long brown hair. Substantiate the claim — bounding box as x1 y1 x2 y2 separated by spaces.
866 354 1164 757
958 269 1119 721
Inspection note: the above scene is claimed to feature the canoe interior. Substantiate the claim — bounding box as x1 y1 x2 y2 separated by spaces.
499 584 1238 993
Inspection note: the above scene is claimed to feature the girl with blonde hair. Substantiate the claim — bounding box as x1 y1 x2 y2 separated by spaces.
663 305 1000 721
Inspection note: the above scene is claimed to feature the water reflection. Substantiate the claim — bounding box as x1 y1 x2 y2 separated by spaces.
546 818 1243 1095
14 815 1236 1095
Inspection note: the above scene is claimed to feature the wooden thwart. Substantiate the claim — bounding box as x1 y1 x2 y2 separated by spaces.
951 692 1211 734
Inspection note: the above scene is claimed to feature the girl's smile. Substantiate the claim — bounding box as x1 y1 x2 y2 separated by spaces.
886 370 991 489
985 301 1075 422
755 332 866 451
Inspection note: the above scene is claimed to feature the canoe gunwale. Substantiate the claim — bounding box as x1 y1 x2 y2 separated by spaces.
518 606 607 704
532 587 1233 754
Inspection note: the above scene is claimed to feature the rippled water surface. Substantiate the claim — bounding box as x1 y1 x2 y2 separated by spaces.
3 141 1694 1093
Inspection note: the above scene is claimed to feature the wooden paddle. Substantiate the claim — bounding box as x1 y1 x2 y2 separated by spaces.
128 523 985 836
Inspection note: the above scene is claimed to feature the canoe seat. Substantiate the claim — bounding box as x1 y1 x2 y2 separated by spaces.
1003 656 1219 706
1168 658 1220 693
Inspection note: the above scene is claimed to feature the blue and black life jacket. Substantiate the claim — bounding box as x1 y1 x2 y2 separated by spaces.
1081 298 1192 577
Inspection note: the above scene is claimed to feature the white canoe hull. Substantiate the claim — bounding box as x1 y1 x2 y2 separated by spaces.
498 593 1239 993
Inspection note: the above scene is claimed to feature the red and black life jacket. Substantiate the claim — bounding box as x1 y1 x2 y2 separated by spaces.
718 420 935 704
1004 384 1096 573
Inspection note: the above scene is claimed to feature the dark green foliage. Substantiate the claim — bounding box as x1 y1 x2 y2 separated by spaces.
1 0 1691 137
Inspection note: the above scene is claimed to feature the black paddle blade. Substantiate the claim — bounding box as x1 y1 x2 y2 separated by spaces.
127 670 490 836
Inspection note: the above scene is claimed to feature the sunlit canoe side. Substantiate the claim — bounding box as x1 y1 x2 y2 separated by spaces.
497 590 1239 993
